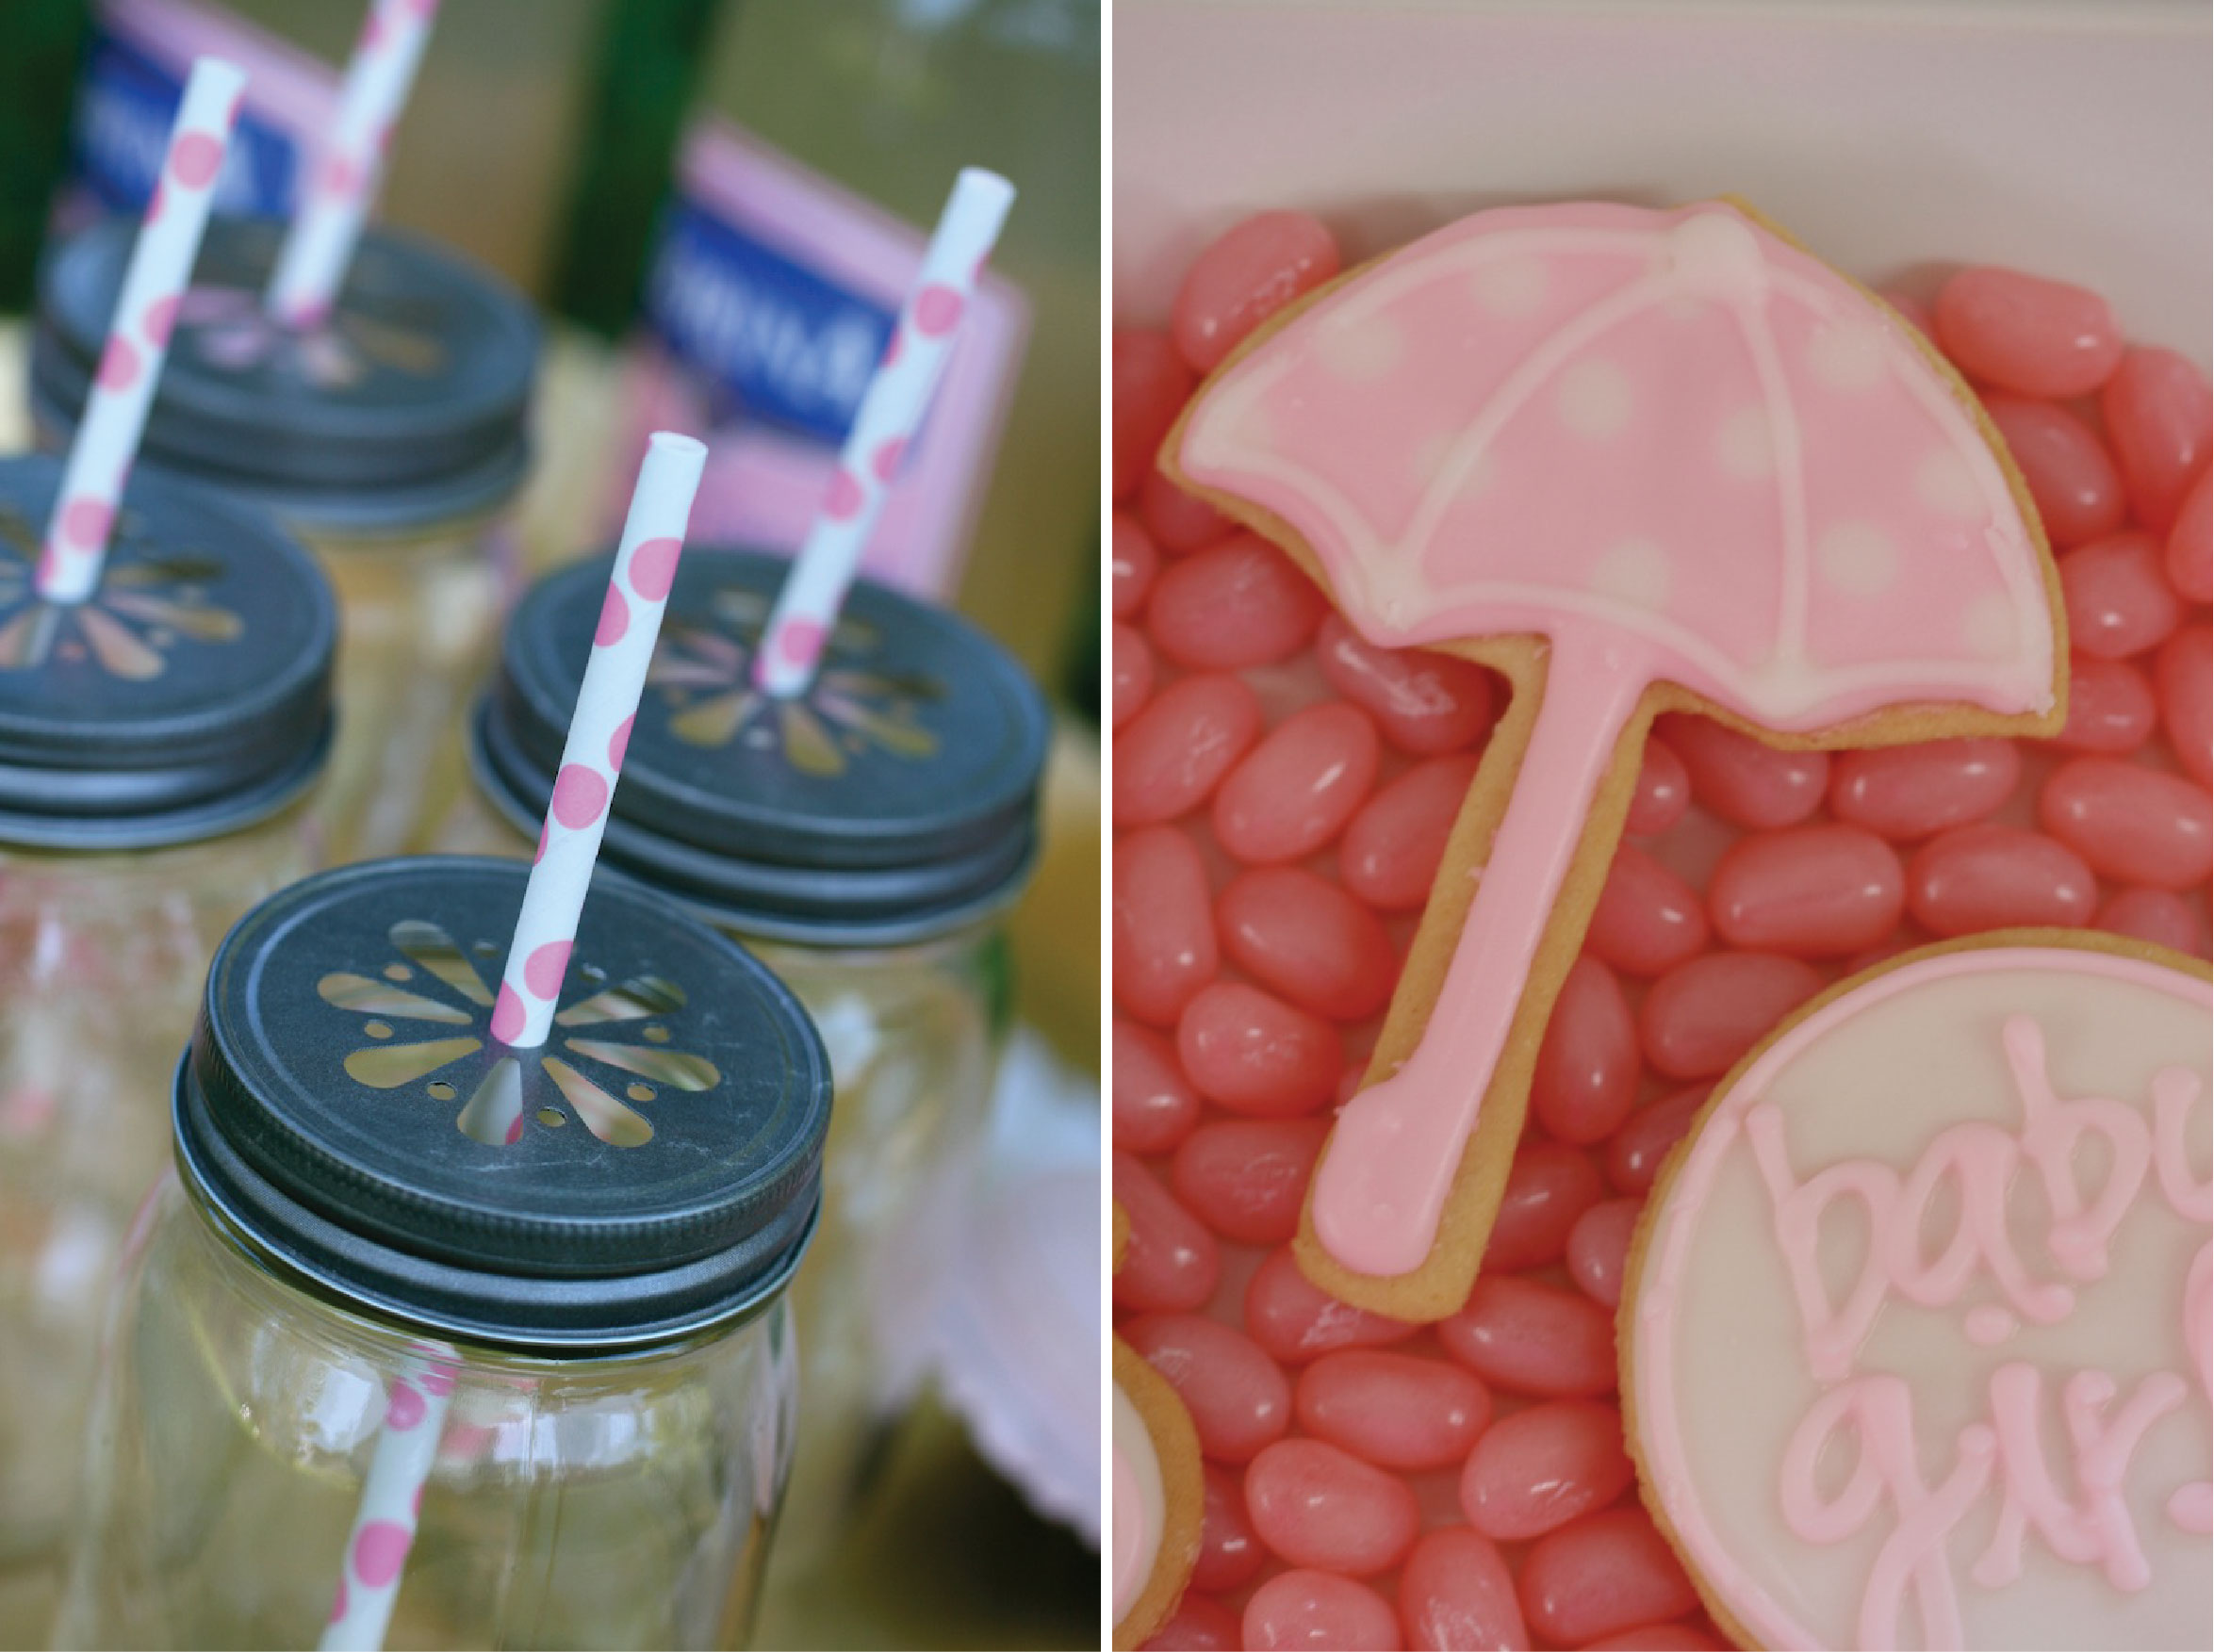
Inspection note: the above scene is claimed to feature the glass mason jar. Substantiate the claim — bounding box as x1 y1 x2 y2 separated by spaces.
32 216 539 864
0 454 336 1644
449 547 1046 1574
56 858 832 1650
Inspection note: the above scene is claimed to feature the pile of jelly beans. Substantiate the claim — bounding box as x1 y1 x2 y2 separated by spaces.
1112 211 2211 1652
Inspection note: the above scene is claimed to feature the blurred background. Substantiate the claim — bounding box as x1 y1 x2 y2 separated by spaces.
0 2 1098 1647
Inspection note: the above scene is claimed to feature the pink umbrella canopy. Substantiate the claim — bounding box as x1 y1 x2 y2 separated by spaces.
1172 201 2064 1309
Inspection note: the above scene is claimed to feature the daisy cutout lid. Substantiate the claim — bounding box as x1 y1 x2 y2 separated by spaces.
33 218 538 533
472 546 1050 946
177 857 832 1349
0 453 335 850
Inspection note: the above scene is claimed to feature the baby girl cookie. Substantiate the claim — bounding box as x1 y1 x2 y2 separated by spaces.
1112 1203 1202 1650
1622 931 2211 1650
1166 199 2066 1321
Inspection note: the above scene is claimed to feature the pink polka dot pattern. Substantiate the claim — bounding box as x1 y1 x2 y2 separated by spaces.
872 436 908 483
169 132 222 188
142 295 180 347
353 1521 412 1589
385 1382 425 1431
321 154 362 198
629 535 682 599
550 763 608 829
523 940 571 998
824 468 865 522
96 337 141 392
490 985 525 1045
61 498 113 550
596 583 630 646
608 714 634 772
779 619 827 670
915 284 965 336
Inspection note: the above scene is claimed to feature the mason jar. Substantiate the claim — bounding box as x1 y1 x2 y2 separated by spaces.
0 453 335 1643
448 547 1048 1573
55 857 832 1650
32 215 538 863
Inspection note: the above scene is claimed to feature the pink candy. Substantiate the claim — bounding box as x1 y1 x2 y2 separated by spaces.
2169 470 2212 602
1141 465 1237 555
1193 1464 1266 1591
2039 756 2211 890
1114 328 1193 501
1177 981 1341 1118
1438 1277 1617 1398
1906 823 2099 934
1244 1246 1418 1366
1171 1118 1327 1245
1517 1507 1700 1647
1638 952 1823 1080
1983 396 2127 549
1112 512 1157 619
1316 615 1499 755
1566 1197 1642 1308
1214 703 1380 865
2101 347 2211 532
1218 866 1396 1021
2060 532 2183 660
1459 1398 1633 1541
1114 826 1217 1024
1656 715 1828 830
1605 1087 1710 1196
2097 887 2207 957
1242 1570 1399 1652
1245 1438 1420 1576
1113 620 1153 730
1933 266 2123 400
2054 655 2158 755
1398 1528 1528 1652
1828 739 2021 840
1149 1593 1242 1650
1124 1314 1291 1464
1625 737 1691 837
1586 842 1710 976
1173 210 1341 374
1338 755 1479 911
1529 957 1640 1145
1294 1349 1492 1471
1484 1138 1605 1273
1113 1151 1219 1314
1115 673 1263 826
1113 1019 1200 1153
1150 535 1328 669
2157 625 2211 785
1706 824 1904 957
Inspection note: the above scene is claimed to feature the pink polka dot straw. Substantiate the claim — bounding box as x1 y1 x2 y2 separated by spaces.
490 432 708 1052
266 0 441 329
754 167 1016 697
35 57 244 606
319 1343 457 1652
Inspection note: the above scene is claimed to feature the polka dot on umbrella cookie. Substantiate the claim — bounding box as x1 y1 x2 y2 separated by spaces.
1113 211 2209 1651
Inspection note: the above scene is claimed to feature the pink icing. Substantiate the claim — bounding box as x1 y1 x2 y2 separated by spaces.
1632 945 2212 1652
1112 1431 1145 1618
1179 202 2055 1277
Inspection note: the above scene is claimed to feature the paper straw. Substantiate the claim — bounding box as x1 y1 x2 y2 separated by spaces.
488 432 707 1051
35 57 244 606
320 1345 458 1652
266 0 440 328
753 167 1014 696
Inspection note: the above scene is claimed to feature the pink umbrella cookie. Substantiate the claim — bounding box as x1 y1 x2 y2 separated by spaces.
1112 1203 1204 1650
1168 200 2067 1321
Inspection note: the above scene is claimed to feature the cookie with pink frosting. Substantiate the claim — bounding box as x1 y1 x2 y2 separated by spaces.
1112 1202 1203 1650
1166 198 2065 1321
1622 930 2211 1650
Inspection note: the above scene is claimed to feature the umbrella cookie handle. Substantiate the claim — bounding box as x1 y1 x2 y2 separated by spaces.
1296 631 1653 1317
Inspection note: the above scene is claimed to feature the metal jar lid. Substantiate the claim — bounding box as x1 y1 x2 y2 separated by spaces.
0 453 335 850
471 547 1050 947
32 217 537 535
174 857 833 1349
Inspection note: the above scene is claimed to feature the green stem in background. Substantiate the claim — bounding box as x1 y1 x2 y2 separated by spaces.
0 0 91 313
547 0 722 337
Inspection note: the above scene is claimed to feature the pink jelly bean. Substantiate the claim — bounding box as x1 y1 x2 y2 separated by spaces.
1459 1398 1634 1541
1656 714 1828 829
1243 1570 1401 1652
1144 1594 1242 1651
1113 826 1218 1025
1112 511 1158 620
1339 755 1480 911
1113 1152 1220 1314
1173 210 1341 374
1828 739 2022 840
2102 346 2212 533
1140 464 1237 556
1114 328 1194 502
1639 953 1824 1080
1112 621 1153 731
1123 1314 1292 1464
1192 1464 1266 1592
1115 673 1262 826
1983 396 2127 549
1113 1018 1201 1154
1566 1197 1643 1308
1707 824 1904 958
1876 286 1934 339
1530 957 1641 1146
1586 842 1709 977
1399 1527 1529 1652
1214 703 1380 865
2157 624 2212 784
1438 1277 1616 1398
1906 823 2100 935
1294 1349 1492 1471
1244 1246 1419 1365
1485 1138 1606 1274
1171 1117 1328 1246
1606 1087 1710 1196
1518 1507 1700 1647
2169 470 2212 601
1245 1438 1420 1576
2061 532 2183 660
2097 887 2207 957
1932 266 2123 400
1625 737 1691 837
1581 1625 1727 1651
1316 614 1500 755
1149 534 1326 670
2039 757 2212 891
2053 655 2158 755
1177 981 1341 1118
1218 866 1397 1022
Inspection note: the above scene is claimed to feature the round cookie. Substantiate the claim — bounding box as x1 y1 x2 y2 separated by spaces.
1111 1202 1203 1650
1622 930 2211 1650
